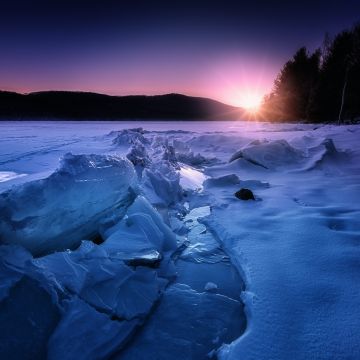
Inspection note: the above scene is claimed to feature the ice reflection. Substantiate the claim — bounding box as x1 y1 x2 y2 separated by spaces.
0 171 26 183
179 164 207 190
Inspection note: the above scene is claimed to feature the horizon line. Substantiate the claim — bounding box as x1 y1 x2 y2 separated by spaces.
0 88 243 108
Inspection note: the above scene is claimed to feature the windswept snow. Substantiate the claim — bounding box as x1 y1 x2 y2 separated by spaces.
0 120 360 360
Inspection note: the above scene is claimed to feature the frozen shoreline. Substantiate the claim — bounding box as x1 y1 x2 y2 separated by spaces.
0 121 360 359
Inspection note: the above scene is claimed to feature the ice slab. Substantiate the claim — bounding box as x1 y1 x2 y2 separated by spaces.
31 242 161 320
0 153 138 255
48 297 138 360
0 245 32 301
116 284 246 360
142 162 182 206
0 275 61 360
102 196 177 256
230 139 305 170
111 128 149 147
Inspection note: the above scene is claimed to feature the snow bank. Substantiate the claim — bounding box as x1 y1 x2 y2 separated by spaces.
188 134 249 153
203 174 241 188
230 139 305 170
228 137 350 174
0 153 138 255
304 138 348 171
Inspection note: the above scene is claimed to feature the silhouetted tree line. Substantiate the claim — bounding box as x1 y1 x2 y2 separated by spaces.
262 24 360 123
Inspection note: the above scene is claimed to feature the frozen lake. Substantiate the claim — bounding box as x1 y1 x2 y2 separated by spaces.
0 120 316 192
0 120 360 359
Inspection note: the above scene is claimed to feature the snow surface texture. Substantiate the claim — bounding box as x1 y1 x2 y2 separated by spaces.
0 121 360 360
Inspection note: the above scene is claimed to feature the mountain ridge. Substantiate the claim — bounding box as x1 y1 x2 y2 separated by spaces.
0 90 244 120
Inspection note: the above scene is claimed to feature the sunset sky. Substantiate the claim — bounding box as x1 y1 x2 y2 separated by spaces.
1 0 359 107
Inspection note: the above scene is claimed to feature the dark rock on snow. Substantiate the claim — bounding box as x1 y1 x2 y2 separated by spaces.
235 188 255 201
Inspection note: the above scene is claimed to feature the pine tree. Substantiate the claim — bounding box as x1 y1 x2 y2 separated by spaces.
307 25 360 122
263 23 360 123
262 47 320 121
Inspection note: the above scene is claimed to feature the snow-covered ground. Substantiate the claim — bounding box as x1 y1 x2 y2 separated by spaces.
0 120 359 359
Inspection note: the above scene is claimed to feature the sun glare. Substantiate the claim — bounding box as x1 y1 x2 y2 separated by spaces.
224 88 264 114
241 92 263 112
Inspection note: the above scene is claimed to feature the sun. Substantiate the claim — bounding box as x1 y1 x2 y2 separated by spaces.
241 92 263 113
222 87 265 115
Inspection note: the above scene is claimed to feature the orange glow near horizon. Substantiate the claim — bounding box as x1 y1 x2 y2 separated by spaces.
207 55 272 109
0 54 274 111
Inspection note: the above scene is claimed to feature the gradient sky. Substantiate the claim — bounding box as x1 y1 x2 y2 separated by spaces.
0 0 359 106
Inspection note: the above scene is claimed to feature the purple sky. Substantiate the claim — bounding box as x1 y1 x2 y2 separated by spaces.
1 0 359 106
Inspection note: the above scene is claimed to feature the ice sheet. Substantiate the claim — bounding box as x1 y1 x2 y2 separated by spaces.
0 121 359 360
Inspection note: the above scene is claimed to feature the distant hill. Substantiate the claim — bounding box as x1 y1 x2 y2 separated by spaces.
0 91 244 120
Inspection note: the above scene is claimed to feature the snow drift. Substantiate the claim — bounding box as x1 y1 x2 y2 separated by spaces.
230 139 305 170
304 138 348 171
